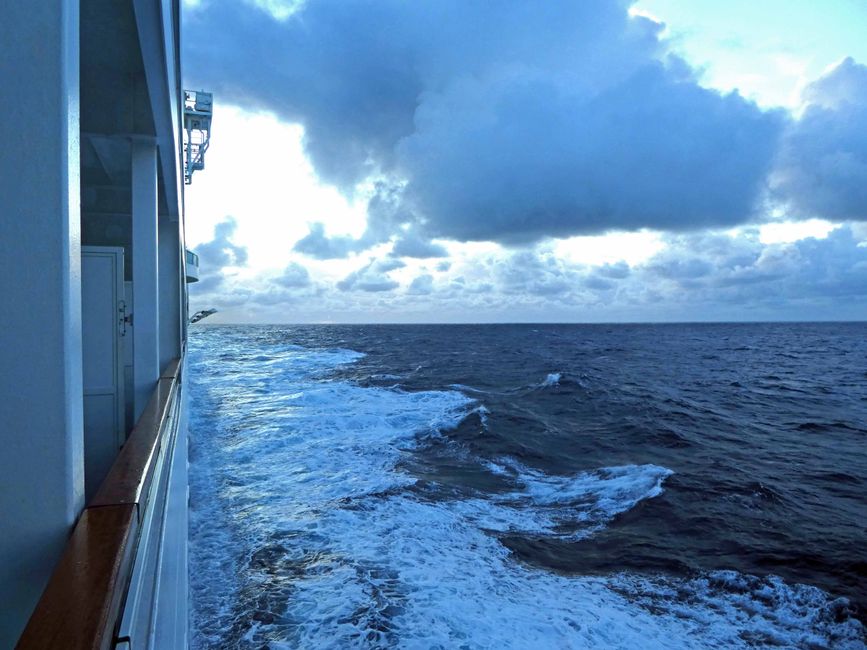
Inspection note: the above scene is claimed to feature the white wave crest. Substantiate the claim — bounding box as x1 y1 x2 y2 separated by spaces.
609 571 866 649
270 491 863 650
463 461 673 539
188 335 865 650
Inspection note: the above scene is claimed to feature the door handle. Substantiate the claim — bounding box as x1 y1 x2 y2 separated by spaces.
118 300 130 336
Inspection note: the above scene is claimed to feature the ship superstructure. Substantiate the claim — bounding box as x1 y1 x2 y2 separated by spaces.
0 1 209 647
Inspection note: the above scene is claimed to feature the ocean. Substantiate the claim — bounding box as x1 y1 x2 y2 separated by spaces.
188 323 867 649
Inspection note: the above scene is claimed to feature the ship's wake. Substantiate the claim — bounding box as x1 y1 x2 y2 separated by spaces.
188 336 866 649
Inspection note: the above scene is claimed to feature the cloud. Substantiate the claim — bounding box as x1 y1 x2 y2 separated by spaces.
181 1 867 323
597 261 631 279
274 261 311 288
399 62 783 243
647 257 713 281
802 57 867 110
185 0 786 246
634 226 867 308
493 250 578 296
391 232 448 259
407 274 434 295
582 274 617 292
337 258 405 292
194 217 248 270
189 217 248 297
772 57 867 221
193 222 867 322
293 222 360 259
293 186 441 259
449 225 867 317
191 258 319 317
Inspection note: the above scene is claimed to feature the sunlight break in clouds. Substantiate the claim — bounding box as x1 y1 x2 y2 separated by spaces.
184 106 368 274
182 0 867 323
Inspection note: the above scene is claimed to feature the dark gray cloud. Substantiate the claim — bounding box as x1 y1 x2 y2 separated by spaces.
786 227 867 297
581 263 633 294
399 62 783 242
337 258 405 292
186 1 652 188
189 273 224 296
773 58 867 221
186 0 786 246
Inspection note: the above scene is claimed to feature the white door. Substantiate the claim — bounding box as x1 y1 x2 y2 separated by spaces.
82 246 126 500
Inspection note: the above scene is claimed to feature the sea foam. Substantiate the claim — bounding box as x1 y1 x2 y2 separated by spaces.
188 334 866 649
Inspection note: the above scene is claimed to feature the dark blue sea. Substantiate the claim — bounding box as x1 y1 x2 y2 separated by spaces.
188 323 867 649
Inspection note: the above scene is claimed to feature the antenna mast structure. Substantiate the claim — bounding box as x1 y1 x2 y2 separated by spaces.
183 90 212 184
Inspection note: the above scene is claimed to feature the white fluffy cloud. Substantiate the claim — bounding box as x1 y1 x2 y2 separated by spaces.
192 218 867 322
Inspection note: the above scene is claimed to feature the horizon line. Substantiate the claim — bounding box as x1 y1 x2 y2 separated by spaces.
192 319 867 326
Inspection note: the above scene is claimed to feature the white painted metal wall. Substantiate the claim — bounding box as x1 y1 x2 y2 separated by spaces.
0 2 84 646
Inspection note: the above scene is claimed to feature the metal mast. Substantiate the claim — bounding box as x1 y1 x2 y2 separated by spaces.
183 90 213 184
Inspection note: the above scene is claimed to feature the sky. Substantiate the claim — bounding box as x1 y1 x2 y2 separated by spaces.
181 0 867 323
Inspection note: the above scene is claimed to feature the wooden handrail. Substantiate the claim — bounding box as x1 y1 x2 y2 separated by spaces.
91 360 180 513
16 358 183 650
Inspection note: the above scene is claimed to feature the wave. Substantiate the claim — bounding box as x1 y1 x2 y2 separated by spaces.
230 484 862 649
471 460 673 539
450 371 579 398
189 340 475 646
609 571 866 649
188 334 866 649
369 373 403 381
448 382 492 395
